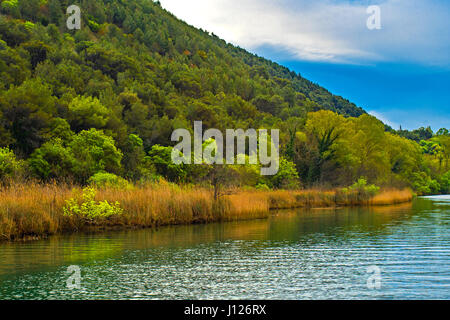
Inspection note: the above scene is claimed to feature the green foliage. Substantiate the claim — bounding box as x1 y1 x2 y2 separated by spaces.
347 178 380 197
0 0 447 194
28 138 73 180
255 183 271 191
68 96 111 131
440 171 450 194
121 134 147 181
1 0 19 17
88 172 131 189
22 40 49 69
337 178 380 203
411 172 441 195
0 16 31 46
63 187 123 220
69 129 123 183
2 0 19 9
88 20 101 33
0 39 6 50
397 126 434 142
266 158 300 189
29 130 122 183
0 147 25 182
0 78 56 156
146 144 186 182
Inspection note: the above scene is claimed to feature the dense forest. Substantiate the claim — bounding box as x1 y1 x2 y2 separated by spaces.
0 0 449 195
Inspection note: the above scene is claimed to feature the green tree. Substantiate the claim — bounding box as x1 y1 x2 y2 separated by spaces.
121 134 146 181
0 147 26 182
266 157 300 189
68 96 111 132
146 144 187 182
69 129 123 183
21 41 50 69
0 78 56 156
28 138 74 181
48 0 63 25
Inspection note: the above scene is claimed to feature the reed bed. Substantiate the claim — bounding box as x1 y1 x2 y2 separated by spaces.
0 183 413 241
369 189 414 206
258 188 413 209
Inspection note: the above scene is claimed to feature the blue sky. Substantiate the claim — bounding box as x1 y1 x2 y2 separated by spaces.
160 0 450 130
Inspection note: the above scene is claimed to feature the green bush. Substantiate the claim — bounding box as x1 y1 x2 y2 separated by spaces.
255 183 271 191
0 147 26 182
146 144 187 182
337 178 380 203
411 172 441 195
440 171 450 194
428 179 441 195
1 0 19 13
88 20 101 33
266 157 300 189
0 39 7 50
63 187 123 221
28 139 74 181
29 130 123 183
88 172 131 189
348 178 380 197
69 129 123 184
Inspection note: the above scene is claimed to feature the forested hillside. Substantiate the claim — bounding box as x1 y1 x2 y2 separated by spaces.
0 0 448 194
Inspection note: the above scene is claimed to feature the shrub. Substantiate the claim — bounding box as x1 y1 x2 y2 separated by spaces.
0 147 26 182
23 21 35 31
266 157 300 189
349 178 379 196
146 144 187 182
428 179 441 195
0 39 7 50
255 183 271 191
63 187 123 221
411 172 441 195
440 171 450 194
122 134 147 181
337 178 380 203
68 96 111 131
1 0 19 15
69 129 123 183
28 139 74 181
88 20 101 33
88 172 131 189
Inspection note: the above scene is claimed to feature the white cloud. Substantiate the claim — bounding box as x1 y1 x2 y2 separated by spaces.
368 110 399 129
370 109 450 131
159 0 450 65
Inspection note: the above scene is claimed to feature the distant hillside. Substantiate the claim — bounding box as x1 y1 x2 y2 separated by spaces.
0 0 366 152
1 0 449 194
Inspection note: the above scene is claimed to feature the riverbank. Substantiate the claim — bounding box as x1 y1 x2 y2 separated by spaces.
0 183 413 242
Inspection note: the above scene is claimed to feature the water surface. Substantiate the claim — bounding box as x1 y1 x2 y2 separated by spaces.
0 196 449 299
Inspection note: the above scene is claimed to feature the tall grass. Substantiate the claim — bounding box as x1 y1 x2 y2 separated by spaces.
0 182 413 241
0 183 71 241
370 189 413 205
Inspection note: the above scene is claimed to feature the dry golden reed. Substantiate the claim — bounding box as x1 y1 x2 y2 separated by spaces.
0 182 413 241
369 189 413 205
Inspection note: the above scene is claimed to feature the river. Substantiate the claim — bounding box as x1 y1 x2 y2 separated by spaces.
0 196 449 300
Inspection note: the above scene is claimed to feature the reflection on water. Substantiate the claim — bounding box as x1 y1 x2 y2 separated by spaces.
0 197 449 299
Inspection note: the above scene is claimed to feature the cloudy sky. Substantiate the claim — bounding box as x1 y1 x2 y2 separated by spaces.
159 0 449 130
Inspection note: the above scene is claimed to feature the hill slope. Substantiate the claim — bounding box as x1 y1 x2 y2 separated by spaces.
0 0 449 194
0 0 365 154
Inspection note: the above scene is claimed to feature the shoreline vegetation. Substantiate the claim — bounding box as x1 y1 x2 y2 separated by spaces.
0 182 413 242
0 1 446 243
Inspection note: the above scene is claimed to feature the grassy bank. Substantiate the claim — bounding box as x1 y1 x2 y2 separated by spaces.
0 183 413 242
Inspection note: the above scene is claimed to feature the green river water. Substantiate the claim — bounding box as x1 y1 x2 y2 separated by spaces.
0 196 449 299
